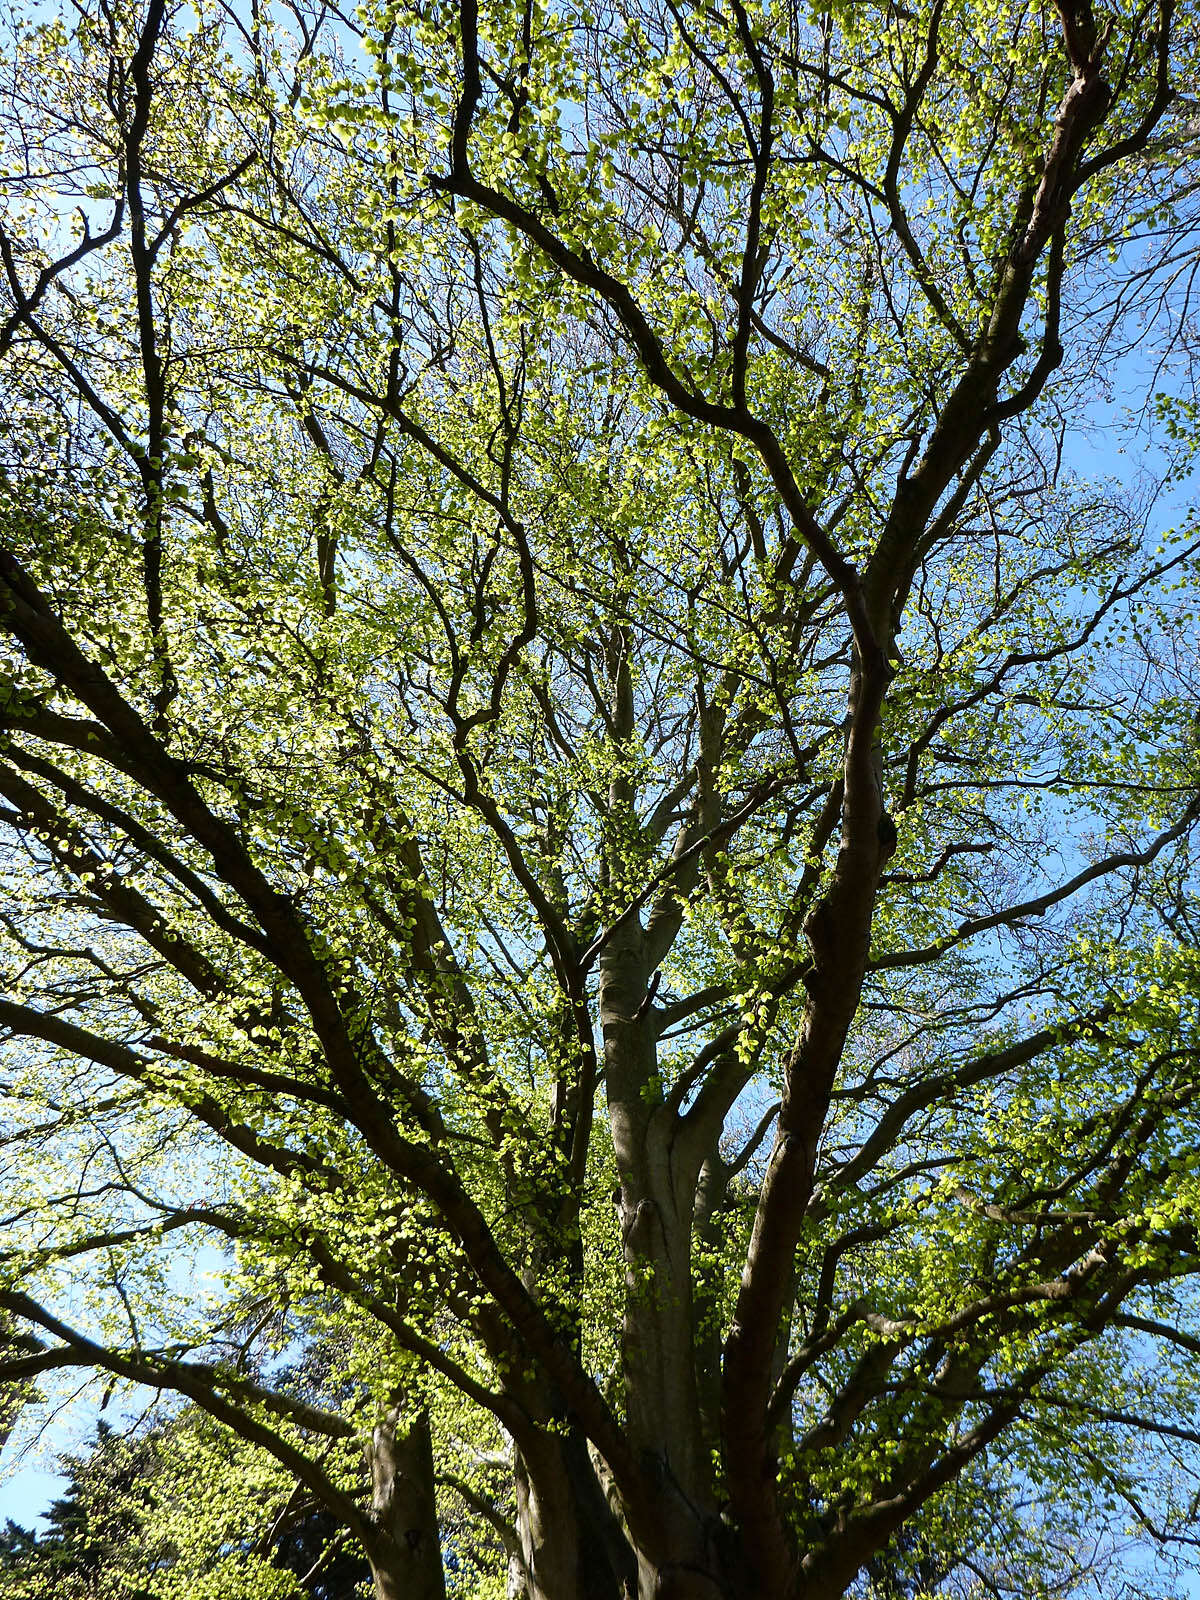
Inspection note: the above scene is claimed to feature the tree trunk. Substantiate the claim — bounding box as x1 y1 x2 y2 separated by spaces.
599 928 744 1599
511 1426 637 1600
364 1408 446 1600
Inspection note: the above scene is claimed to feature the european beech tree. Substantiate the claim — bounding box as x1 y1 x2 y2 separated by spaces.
1 0 1200 1597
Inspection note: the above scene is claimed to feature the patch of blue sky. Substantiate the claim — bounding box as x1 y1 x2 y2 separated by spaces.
0 1238 230 1531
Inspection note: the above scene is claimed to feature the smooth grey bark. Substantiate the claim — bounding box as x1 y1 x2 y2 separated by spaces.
601 924 721 1583
511 1427 636 1600
600 931 758 1600
364 1408 446 1600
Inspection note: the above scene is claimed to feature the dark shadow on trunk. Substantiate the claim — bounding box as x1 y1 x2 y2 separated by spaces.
512 1425 637 1600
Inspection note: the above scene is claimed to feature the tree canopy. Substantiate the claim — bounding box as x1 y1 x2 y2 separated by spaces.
1 0 1200 1596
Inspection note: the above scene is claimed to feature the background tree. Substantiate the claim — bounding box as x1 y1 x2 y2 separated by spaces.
0 1413 374 1600
1 1 1200 1598
3 1422 167 1600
